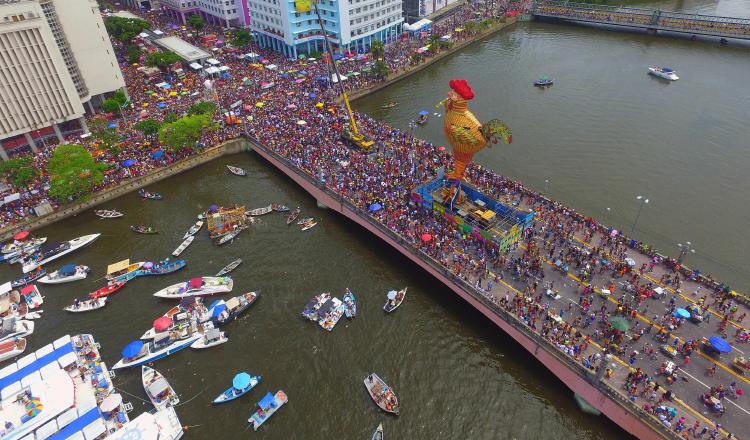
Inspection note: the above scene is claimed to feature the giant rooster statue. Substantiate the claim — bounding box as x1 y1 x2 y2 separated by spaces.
439 79 512 209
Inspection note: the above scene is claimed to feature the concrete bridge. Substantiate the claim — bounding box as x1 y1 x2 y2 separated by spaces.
531 1 750 40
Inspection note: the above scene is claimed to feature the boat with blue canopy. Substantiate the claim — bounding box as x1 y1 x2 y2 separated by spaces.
248 390 288 430
112 332 200 370
343 288 357 319
213 372 261 404
136 259 186 277
534 75 554 86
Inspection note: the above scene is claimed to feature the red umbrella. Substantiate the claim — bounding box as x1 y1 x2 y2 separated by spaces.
421 233 432 242
153 316 172 332
13 230 30 241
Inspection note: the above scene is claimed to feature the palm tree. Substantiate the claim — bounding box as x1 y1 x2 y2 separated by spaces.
371 40 385 59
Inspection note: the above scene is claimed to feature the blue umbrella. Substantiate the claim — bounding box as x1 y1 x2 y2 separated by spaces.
418 110 429 116
157 102 167 108
108 123 117 129
674 308 690 319
369 203 382 212
210 303 227 318
121 340 144 358
307 92 317 99
151 150 164 159
208 299 222 310
122 159 136 167
708 336 731 353
233 372 251 390
209 204 219 213
300 71 308 75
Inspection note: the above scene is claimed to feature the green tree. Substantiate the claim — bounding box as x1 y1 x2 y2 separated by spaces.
0 157 36 187
370 39 384 59
134 119 162 137
102 98 122 115
371 59 390 79
188 14 205 34
231 29 252 47
427 34 440 53
163 112 181 124
90 120 120 148
104 17 150 43
146 51 181 70
112 90 127 106
158 114 215 152
188 101 217 116
126 45 141 63
47 144 105 201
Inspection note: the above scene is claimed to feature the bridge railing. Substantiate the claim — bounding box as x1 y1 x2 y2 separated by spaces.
245 135 680 440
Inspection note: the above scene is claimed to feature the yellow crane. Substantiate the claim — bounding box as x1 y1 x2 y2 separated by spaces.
311 0 375 151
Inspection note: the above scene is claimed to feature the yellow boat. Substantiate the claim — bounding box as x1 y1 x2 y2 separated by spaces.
106 259 144 281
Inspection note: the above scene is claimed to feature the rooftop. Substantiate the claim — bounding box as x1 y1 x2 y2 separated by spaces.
153 36 211 62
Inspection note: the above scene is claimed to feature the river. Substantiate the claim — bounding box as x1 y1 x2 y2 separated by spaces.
354 17 750 292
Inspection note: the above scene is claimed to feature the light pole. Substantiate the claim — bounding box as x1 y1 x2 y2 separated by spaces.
544 179 549 194
630 195 649 236
677 241 695 263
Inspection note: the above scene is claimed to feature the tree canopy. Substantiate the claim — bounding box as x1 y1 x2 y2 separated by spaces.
126 45 141 64
104 16 150 43
188 14 205 33
371 59 390 78
47 144 105 201
102 98 122 115
188 101 217 116
146 50 181 69
158 114 215 152
0 157 36 187
370 40 384 59
89 119 120 148
133 119 162 137
231 30 252 47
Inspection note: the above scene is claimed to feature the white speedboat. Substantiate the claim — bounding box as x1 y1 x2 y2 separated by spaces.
0 337 26 363
112 332 200 370
153 277 233 299
648 67 679 81
38 264 90 284
64 297 107 313
190 326 228 349
142 365 180 410
22 233 100 273
0 317 34 342
1 237 46 254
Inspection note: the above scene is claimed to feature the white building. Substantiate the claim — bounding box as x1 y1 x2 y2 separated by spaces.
0 0 126 159
159 0 251 28
250 0 403 59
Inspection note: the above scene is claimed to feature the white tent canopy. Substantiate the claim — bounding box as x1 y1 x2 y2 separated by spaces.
244 52 260 59
206 58 221 66
331 73 348 83
218 66 230 72
265 64 278 70
205 66 220 75
189 62 203 70
404 18 432 32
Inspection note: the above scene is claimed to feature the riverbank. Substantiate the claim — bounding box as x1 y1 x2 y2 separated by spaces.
0 139 248 241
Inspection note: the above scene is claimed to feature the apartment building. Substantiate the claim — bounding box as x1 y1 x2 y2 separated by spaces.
159 0 251 28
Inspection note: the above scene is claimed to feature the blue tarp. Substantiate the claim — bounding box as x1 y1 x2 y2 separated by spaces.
709 336 731 353
122 159 136 167
46 407 101 440
122 340 144 358
369 203 382 212
208 299 222 310
151 150 164 159
307 92 317 99
233 372 251 390
211 303 227 318
59 264 77 275
258 392 275 409
157 102 167 108
418 110 429 116
209 204 219 213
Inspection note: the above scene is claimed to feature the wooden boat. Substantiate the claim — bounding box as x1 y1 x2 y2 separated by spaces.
64 297 107 313
301 293 331 321
89 281 126 299
299 219 317 231
211 291 258 326
172 235 195 257
217 226 247 245
130 225 158 234
190 326 228 349
22 234 100 273
106 259 144 281
38 264 89 284
319 298 345 331
384 288 407 313
95 209 123 219
138 189 163 200
112 332 200 370
183 220 204 239
364 373 399 415
213 372 261 404
343 288 357 319
0 338 26 363
246 204 273 216
216 258 242 276
136 259 186 276
153 276 233 299
2 237 46 254
227 165 247 176
381 101 398 109
11 268 46 288
286 208 300 225
142 365 179 409
271 203 289 212
248 391 288 430
0 318 34 343
371 423 384 440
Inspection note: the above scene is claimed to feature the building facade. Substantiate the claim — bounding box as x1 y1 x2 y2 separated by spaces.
159 0 251 28
0 0 125 159
250 0 403 59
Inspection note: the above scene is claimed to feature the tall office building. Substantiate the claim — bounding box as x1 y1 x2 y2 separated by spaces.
159 0 251 28
249 0 403 59
0 0 126 159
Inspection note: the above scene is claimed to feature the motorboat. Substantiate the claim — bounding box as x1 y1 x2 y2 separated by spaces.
190 326 228 349
38 264 90 284
287 207 301 225
136 259 186 277
246 204 273 216
213 372 261 404
7 247 39 265
384 287 407 313
0 337 27 363
11 268 46 288
131 225 158 234
22 233 100 273
299 219 317 231
140 300 209 340
227 165 247 176
89 281 126 299
209 291 258 326
153 277 233 299
343 288 357 319
95 209 123 219
533 75 554 86
364 373 400 415
142 365 180 410
0 317 34 343
64 297 107 312
248 391 288 430
217 226 248 245
172 235 194 257
319 298 345 331
271 203 290 212
372 423 384 440
416 111 428 125
302 293 331 321
648 67 679 81
112 332 200 370
381 101 398 109
106 259 144 281
216 258 242 276
183 220 204 239
19 285 43 310
2 236 46 254
138 189 163 200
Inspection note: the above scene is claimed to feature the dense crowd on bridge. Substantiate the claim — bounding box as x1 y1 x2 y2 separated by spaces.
0 3 748 437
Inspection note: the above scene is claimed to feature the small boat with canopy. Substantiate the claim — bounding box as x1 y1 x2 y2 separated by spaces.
213 372 261 404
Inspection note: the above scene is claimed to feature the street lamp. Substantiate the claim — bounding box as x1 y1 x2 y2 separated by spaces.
677 242 695 264
630 195 649 235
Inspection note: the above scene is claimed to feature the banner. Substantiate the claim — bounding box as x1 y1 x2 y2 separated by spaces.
296 0 312 13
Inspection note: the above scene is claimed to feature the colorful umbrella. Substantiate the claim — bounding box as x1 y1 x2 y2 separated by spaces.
13 231 30 241
369 203 382 212
421 233 432 242
674 308 690 319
